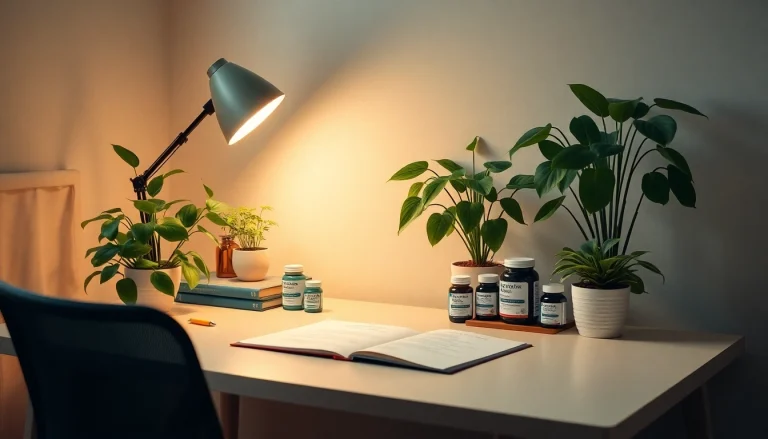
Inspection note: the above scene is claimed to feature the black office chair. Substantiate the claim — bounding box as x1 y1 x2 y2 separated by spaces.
0 281 224 439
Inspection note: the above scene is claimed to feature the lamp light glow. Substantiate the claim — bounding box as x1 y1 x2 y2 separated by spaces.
228 94 285 145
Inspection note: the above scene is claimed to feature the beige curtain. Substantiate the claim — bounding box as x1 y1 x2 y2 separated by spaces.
0 170 80 439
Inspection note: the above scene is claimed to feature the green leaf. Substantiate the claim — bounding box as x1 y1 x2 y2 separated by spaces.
112 144 140 168
449 179 466 193
422 177 448 206
654 98 707 118
456 201 484 232
569 116 601 145
633 102 650 119
507 174 535 190
558 170 577 193
390 161 429 181
84 270 101 292
608 98 642 123
435 159 463 173
205 198 227 213
426 212 453 246
481 218 508 252
116 278 138 304
398 197 423 234
85 246 101 258
590 143 625 158
197 225 219 246
636 260 666 282
115 232 129 245
601 238 620 255
483 161 512 173
130 222 155 244
147 175 164 197
633 115 677 146
600 131 619 144
444 206 456 237
100 218 120 241
534 161 565 197
656 147 692 179
81 214 113 229
465 136 480 151
580 240 598 256
579 168 615 213
510 124 552 157
91 244 120 267
205 211 228 227
188 251 210 280
534 196 566 222
668 165 696 207
642 171 670 205
568 84 609 117
163 169 185 178
500 198 525 225
628 273 646 294
133 258 158 269
172 204 198 228
181 259 201 290
161 199 189 211
552 145 598 170
133 200 161 214
120 240 152 258
155 220 189 242
449 169 466 179
99 264 121 284
485 186 498 203
538 140 563 160
204 184 214 198
465 175 493 196
407 182 424 197
150 271 176 297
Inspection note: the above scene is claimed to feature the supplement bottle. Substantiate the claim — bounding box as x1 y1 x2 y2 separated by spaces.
282 264 306 311
304 280 323 313
448 274 473 323
499 257 540 325
475 274 500 321
540 283 568 329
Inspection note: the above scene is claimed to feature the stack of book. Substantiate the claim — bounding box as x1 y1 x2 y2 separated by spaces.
175 275 283 311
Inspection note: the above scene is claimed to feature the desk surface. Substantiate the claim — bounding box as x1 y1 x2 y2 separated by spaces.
0 297 743 439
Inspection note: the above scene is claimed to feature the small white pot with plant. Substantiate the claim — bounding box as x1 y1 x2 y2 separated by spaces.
223 206 277 282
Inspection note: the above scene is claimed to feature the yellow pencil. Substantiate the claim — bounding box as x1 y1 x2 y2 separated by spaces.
188 318 216 327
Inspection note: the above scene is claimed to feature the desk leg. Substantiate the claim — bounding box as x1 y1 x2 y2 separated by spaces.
23 398 36 439
682 384 713 439
219 393 240 439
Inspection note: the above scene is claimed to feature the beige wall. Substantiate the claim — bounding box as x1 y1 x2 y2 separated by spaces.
0 0 171 293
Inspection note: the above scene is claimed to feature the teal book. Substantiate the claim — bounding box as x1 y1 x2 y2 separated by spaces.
175 292 282 311
180 275 282 300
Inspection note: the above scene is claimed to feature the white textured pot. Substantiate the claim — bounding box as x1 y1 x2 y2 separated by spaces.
450 262 504 288
124 266 181 312
571 284 630 339
232 248 270 281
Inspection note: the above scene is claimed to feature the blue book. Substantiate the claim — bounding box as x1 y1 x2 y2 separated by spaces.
175 292 282 311
180 275 282 300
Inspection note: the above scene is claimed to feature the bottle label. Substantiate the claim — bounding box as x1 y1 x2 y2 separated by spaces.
541 302 566 325
304 292 322 310
533 281 541 317
475 292 497 317
499 281 528 318
448 292 473 318
282 279 305 307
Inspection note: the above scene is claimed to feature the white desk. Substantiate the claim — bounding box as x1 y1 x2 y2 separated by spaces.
0 298 744 439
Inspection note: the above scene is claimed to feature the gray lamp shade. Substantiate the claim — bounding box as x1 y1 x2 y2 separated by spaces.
207 58 285 145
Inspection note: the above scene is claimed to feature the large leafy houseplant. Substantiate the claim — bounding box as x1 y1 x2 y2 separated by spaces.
389 137 530 266
511 84 705 292
81 144 227 303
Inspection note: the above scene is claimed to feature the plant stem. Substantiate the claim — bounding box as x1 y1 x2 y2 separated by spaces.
601 118 607 134
622 195 645 254
617 138 649 239
552 126 572 146
593 212 601 244
563 206 589 241
569 187 595 238
548 134 567 147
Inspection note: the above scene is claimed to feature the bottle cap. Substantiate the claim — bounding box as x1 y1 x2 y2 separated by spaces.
478 274 499 284
543 283 564 293
503 257 535 268
305 280 322 288
284 264 304 273
450 275 471 285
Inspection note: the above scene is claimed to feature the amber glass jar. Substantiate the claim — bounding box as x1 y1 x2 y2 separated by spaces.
215 235 240 278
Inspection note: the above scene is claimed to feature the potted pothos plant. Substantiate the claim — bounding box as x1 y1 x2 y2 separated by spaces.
82 144 226 311
510 84 705 337
222 206 277 281
389 137 531 284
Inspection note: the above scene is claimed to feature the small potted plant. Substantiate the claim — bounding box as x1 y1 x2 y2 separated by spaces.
389 137 533 284
82 144 225 311
223 206 277 281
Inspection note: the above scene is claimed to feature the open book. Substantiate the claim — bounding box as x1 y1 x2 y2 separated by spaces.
232 320 531 374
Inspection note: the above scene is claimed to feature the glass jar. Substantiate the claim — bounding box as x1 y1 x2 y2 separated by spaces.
215 235 239 278
499 257 540 325
304 280 323 313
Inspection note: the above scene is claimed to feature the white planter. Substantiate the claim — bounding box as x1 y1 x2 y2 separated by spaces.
124 266 181 312
232 248 270 281
450 262 504 288
571 284 630 339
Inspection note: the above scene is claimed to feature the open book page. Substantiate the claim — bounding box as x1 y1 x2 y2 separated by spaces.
352 329 529 372
234 320 419 359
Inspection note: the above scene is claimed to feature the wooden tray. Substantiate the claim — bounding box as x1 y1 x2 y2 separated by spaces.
466 319 575 334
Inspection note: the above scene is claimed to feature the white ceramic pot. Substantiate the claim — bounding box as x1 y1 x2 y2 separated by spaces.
232 248 270 281
124 266 181 312
571 284 630 339
450 262 504 288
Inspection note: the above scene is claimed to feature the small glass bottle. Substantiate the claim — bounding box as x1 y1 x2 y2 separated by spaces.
540 283 568 329
475 274 500 321
499 257 540 325
215 235 240 278
448 275 473 323
304 280 323 313
282 264 306 311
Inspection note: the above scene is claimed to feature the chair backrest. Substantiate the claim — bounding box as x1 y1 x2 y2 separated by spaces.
0 282 224 439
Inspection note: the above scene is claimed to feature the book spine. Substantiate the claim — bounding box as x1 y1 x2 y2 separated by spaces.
175 292 279 311
179 284 265 300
